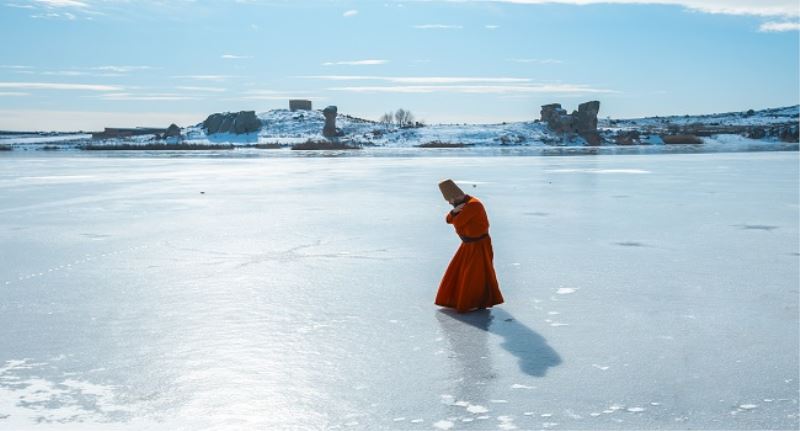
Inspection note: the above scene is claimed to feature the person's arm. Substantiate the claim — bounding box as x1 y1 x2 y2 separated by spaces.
449 201 480 229
445 202 466 224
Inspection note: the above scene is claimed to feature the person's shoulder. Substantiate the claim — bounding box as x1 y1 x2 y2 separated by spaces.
466 196 484 208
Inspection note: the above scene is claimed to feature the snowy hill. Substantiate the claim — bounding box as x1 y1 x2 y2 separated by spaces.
180 109 555 148
603 105 799 129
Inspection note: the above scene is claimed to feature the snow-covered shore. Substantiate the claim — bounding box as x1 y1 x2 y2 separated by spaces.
1 105 797 153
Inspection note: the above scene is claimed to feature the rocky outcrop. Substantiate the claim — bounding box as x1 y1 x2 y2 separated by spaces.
541 101 601 144
164 123 181 138
322 106 343 137
203 111 261 134
575 101 600 134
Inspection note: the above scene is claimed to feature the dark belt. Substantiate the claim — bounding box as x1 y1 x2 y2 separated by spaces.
459 233 489 243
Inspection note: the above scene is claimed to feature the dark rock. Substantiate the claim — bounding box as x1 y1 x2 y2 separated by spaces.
219 116 234 133
662 134 703 145
540 101 601 143
233 111 260 134
747 127 766 139
165 123 181 138
323 105 343 137
779 125 799 142
203 111 261 135
575 101 600 133
204 113 224 134
614 130 640 145
540 103 567 129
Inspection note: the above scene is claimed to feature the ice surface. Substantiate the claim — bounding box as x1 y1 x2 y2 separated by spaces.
0 151 798 430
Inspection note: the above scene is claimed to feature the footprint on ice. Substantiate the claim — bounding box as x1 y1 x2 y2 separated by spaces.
550 323 569 327
738 404 758 410
627 407 646 413
410 419 423 423
592 364 610 371
556 288 577 295
392 417 405 421
490 399 508 404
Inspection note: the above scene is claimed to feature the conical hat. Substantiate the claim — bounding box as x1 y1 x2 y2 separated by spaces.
438 179 465 202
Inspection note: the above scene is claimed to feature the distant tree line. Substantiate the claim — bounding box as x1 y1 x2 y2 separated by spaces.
379 109 424 128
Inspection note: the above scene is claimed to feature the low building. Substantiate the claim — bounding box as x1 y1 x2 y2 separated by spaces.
289 99 312 111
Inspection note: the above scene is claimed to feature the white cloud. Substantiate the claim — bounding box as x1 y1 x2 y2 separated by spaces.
328 83 616 94
175 86 226 92
508 58 564 64
759 21 800 31
32 0 88 7
485 24 500 29
303 75 531 84
92 65 153 73
343 9 358 17
221 54 253 59
41 70 90 76
5 3 36 9
97 92 198 101
230 94 323 101
172 75 234 81
0 92 29 96
0 109 205 131
413 24 463 29
459 0 799 17
0 82 122 91
322 60 389 66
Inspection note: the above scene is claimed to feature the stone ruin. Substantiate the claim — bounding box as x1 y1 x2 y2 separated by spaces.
203 111 261 135
540 101 602 145
289 99 312 111
322 105 343 137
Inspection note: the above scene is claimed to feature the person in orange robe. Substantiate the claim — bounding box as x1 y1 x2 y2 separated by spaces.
435 179 504 313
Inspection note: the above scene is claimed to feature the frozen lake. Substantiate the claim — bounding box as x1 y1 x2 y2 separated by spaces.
1 151 798 430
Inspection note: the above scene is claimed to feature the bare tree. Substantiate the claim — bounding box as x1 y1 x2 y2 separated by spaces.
394 109 406 127
378 112 394 124
394 108 415 127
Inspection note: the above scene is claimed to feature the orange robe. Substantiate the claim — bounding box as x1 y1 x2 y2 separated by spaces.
435 196 504 313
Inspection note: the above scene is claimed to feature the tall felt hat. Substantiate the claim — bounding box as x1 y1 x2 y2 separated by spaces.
438 179 465 202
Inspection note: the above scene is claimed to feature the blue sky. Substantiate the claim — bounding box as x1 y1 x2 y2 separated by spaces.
0 0 798 130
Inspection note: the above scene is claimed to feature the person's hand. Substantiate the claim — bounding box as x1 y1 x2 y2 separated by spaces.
451 203 466 214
